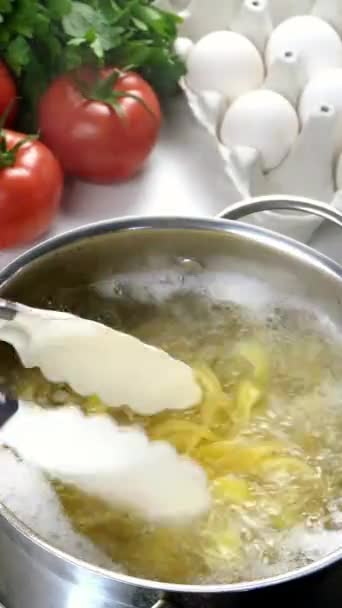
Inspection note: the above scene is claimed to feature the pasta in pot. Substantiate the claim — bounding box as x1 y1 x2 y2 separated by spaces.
5 296 342 584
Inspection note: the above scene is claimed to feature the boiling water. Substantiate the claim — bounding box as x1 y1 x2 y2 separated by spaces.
1 280 342 584
0 448 117 569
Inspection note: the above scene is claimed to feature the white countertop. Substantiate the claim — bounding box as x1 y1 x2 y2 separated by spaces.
1 96 342 269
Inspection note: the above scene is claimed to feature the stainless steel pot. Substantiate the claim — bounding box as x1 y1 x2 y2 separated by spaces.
2 195 342 608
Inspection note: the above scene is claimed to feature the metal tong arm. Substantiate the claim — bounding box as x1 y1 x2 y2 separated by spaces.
0 298 18 322
0 390 18 428
0 300 20 426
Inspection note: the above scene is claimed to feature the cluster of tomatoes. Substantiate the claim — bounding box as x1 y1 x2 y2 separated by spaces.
0 62 162 249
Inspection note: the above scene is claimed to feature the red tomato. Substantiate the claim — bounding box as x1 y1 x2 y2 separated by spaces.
0 130 63 249
0 62 18 127
38 68 162 183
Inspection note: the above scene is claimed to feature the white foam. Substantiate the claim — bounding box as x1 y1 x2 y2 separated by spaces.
93 270 188 304
92 270 342 341
92 271 278 313
284 525 342 562
0 447 116 569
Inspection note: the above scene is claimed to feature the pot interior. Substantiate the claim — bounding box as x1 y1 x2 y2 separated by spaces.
1 221 342 589
2 222 342 317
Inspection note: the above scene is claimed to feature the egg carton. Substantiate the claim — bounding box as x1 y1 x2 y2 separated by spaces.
159 0 342 242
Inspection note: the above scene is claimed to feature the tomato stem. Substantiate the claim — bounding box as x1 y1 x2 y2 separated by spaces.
111 91 156 119
0 104 38 170
92 70 121 100
74 69 157 122
0 133 37 169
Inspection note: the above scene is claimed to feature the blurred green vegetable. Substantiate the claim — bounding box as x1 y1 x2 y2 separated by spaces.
0 0 185 129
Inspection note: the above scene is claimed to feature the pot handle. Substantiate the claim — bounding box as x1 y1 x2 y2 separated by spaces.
218 195 342 231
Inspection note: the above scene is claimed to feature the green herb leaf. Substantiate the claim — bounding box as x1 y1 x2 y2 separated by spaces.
132 17 149 32
46 0 73 19
5 36 31 75
0 0 12 14
62 2 98 37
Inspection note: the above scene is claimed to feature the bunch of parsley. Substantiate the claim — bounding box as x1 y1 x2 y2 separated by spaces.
0 0 185 128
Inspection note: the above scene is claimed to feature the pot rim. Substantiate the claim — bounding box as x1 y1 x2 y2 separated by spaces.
1 213 342 594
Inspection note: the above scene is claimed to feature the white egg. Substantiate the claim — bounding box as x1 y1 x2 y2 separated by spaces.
220 90 299 172
266 16 342 86
186 31 264 99
299 69 342 153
